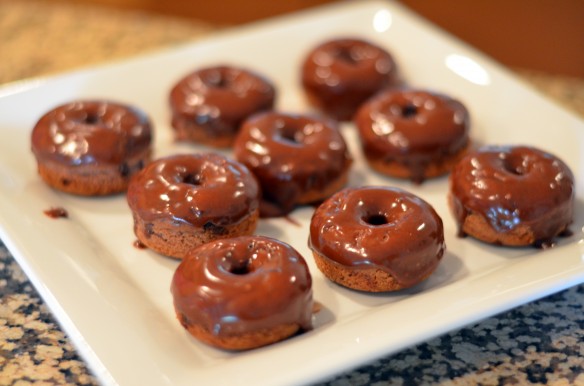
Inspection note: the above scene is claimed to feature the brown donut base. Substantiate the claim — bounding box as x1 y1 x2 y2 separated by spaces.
364 143 470 184
296 170 350 205
448 200 570 247
171 115 234 148
259 167 351 217
132 209 259 259
302 90 357 122
312 250 434 292
176 311 302 351
35 151 150 196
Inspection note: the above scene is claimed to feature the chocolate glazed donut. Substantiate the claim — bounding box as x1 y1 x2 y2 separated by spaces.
31 100 152 195
171 235 313 350
234 111 352 217
169 65 276 147
449 145 574 248
309 186 445 292
127 153 260 259
301 37 398 121
354 88 470 183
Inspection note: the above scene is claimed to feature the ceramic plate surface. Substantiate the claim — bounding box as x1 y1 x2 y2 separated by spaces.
1 1 584 385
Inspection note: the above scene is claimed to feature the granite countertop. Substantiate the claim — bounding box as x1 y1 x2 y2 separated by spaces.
1 1 584 385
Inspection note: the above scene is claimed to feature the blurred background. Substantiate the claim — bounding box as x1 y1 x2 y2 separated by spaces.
15 0 584 77
0 0 583 114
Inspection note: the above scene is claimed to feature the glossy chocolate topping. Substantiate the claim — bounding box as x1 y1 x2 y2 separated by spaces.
449 145 574 242
301 38 398 121
43 207 68 219
234 111 352 217
31 100 152 165
309 186 445 288
171 236 313 337
127 153 259 227
355 88 470 180
170 66 275 139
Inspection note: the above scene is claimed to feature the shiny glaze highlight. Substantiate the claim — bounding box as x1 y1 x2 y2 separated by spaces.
309 186 445 288
31 100 152 165
127 153 259 227
171 236 313 337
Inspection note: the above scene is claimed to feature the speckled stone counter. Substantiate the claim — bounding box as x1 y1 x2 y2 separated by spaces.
1 1 584 385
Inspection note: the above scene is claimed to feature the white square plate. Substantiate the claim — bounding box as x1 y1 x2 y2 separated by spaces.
1 1 584 385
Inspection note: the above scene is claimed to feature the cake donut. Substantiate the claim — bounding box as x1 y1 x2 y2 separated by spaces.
127 153 260 259
354 88 470 183
31 100 152 195
309 186 445 292
301 37 398 121
233 111 352 217
449 145 574 248
171 235 313 350
169 65 276 147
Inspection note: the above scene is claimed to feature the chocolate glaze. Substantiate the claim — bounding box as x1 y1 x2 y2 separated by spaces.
126 153 259 227
169 65 275 143
233 111 352 217
449 145 574 245
133 239 147 249
301 38 398 121
171 236 313 339
309 186 445 288
355 88 470 183
31 100 152 166
43 207 68 219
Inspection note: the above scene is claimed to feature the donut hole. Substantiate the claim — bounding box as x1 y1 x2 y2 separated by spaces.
84 113 100 124
401 103 418 118
181 173 202 186
74 112 101 125
228 260 252 275
503 154 529 175
335 47 358 65
222 252 254 275
362 213 390 226
204 71 231 89
277 126 303 145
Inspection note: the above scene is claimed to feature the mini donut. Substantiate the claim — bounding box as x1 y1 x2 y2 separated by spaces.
448 145 574 248
169 65 276 147
354 88 470 183
301 37 398 121
233 111 352 217
127 153 260 259
31 100 152 195
170 235 313 350
309 186 445 292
